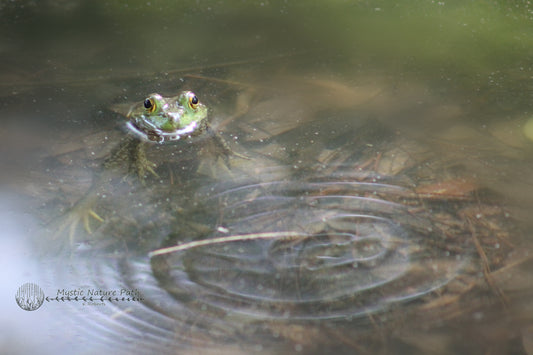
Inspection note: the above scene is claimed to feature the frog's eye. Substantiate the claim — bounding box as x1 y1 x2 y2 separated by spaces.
188 94 199 110
144 98 156 113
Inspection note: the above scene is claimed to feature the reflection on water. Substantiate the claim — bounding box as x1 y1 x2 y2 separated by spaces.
2 1 533 354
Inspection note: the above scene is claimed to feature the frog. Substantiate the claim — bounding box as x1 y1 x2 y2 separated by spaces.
129 91 208 143
105 91 211 180
53 90 244 243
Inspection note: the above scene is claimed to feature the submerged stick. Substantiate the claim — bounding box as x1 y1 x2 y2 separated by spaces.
148 231 305 258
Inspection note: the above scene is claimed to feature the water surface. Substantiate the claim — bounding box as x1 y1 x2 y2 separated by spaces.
2 1 533 354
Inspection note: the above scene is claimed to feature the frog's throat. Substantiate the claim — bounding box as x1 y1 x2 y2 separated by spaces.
126 120 199 144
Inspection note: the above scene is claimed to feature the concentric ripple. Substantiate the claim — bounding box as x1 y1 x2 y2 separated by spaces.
151 178 473 321
40 174 476 352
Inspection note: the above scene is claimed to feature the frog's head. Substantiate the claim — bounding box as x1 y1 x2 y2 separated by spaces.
127 91 208 143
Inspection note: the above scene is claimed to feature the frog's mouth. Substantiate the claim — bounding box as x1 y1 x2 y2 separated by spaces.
126 119 199 144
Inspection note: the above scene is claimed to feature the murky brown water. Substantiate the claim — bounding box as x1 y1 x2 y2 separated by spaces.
2 1 533 354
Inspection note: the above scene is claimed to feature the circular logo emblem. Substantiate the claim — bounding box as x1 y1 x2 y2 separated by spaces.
15 282 45 311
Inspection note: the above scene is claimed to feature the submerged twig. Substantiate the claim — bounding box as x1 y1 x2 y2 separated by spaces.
148 231 306 258
2 52 301 90
467 217 509 308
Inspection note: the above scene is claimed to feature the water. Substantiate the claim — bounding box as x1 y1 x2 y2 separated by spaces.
2 1 533 354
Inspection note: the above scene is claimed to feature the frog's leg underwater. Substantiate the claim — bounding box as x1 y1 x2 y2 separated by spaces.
206 124 250 166
50 186 104 245
104 136 159 184
51 136 158 244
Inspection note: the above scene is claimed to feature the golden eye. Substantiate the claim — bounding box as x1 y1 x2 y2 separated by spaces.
188 93 199 110
144 98 155 113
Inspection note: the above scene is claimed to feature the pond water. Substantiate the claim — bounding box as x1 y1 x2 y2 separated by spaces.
2 1 533 354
